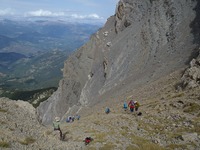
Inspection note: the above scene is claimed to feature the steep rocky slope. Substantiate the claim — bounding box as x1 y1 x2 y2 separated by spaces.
37 0 200 125
0 98 84 150
1 63 200 149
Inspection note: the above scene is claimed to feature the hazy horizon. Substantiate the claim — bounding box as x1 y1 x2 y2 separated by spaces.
0 0 119 23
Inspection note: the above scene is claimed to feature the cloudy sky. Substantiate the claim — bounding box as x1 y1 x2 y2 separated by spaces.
0 0 118 22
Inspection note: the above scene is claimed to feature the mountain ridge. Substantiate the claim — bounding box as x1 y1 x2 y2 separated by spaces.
37 0 200 124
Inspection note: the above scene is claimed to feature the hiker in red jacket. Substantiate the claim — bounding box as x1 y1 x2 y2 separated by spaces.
128 100 135 112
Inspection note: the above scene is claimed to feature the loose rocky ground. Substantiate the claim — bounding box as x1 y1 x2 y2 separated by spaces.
0 68 200 150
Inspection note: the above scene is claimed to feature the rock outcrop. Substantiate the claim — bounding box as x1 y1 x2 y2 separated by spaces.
181 48 200 89
0 98 45 149
37 0 200 124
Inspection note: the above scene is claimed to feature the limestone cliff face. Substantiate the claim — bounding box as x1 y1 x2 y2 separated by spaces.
37 0 200 124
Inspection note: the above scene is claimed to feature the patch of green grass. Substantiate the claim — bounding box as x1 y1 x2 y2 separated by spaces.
189 118 200 134
86 147 96 150
0 108 8 113
168 124 200 139
146 104 157 109
18 137 36 145
9 128 15 131
99 142 116 150
0 120 7 124
137 122 152 133
166 144 187 149
0 141 10 148
93 120 101 125
44 130 52 136
14 104 19 108
191 123 200 135
168 133 182 139
183 103 200 114
137 119 165 135
93 132 107 143
121 126 129 131
169 92 185 99
129 134 165 150
142 143 164 150
126 145 139 150
120 126 129 136
84 129 97 134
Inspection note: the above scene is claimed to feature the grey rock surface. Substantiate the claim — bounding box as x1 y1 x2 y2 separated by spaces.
37 0 200 124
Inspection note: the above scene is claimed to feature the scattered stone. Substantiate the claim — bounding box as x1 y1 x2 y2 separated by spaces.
103 31 109 37
106 42 112 47
181 133 198 142
152 138 161 144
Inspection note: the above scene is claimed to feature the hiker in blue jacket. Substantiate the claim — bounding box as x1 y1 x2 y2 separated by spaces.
105 107 110 114
123 101 128 111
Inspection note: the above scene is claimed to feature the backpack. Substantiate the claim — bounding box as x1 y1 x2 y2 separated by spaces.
129 100 135 107
84 137 93 145
135 102 139 108
105 107 110 114
138 112 142 116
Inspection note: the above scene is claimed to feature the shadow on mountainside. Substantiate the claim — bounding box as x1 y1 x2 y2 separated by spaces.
190 0 200 45
185 0 200 65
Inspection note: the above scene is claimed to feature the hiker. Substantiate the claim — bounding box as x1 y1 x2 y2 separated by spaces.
66 116 73 123
128 100 135 112
84 137 93 145
123 101 128 111
105 107 110 114
71 116 75 122
134 101 140 111
53 117 63 140
75 114 80 120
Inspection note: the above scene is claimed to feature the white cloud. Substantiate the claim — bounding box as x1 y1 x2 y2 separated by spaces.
25 9 103 20
71 13 103 20
88 14 101 19
0 8 15 16
26 9 65 17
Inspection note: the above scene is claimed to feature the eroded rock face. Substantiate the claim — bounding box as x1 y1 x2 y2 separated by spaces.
37 0 200 124
115 0 133 33
181 49 200 89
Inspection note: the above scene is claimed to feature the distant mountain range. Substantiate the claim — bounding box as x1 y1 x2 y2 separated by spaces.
0 19 101 91
0 19 101 55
